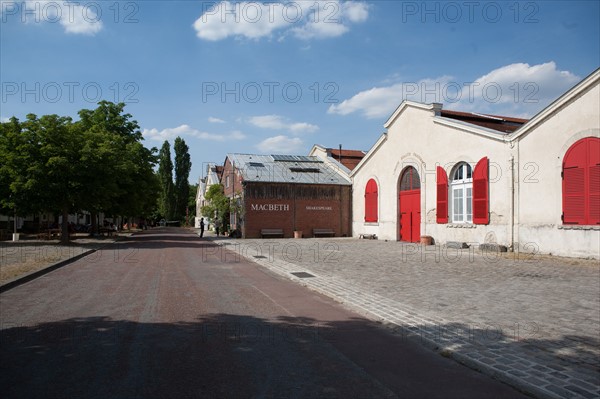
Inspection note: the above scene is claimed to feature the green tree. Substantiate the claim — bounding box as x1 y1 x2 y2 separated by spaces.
158 141 174 220
187 183 198 225
174 137 191 221
1 102 159 242
200 184 230 231
5 114 84 243
76 101 158 233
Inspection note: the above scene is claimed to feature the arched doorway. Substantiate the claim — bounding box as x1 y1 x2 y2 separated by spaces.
398 166 421 242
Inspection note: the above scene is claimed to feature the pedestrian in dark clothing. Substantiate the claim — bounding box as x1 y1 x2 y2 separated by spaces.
200 217 205 237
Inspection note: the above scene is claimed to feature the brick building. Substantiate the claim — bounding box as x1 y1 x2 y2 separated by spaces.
222 153 352 238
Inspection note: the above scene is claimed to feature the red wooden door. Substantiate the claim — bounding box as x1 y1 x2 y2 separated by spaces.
398 167 421 242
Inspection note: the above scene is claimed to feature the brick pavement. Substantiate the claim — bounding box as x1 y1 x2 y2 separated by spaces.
205 235 600 399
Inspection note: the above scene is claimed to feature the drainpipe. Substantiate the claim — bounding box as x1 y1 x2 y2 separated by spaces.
510 155 515 252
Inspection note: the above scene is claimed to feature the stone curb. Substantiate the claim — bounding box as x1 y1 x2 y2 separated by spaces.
0 239 119 294
211 238 588 399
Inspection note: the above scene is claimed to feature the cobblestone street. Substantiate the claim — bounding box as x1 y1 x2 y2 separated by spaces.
210 236 600 399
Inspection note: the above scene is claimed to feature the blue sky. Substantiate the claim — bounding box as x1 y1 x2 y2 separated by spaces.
1 1 599 183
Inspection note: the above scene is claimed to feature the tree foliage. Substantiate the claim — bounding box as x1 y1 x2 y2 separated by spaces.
0 101 158 243
157 141 174 220
200 184 229 227
174 137 191 221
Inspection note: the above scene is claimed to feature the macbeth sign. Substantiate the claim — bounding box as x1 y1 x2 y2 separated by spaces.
251 204 290 211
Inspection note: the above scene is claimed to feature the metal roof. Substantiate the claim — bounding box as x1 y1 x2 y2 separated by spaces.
226 153 351 185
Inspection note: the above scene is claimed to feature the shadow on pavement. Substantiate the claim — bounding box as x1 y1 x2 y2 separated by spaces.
0 314 536 399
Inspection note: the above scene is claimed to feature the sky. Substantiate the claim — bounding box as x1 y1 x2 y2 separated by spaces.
1 0 599 184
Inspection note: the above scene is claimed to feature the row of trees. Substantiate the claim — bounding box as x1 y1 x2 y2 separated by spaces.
0 101 159 243
157 138 192 222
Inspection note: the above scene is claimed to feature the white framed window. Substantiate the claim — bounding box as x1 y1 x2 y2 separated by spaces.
225 175 230 188
450 163 473 223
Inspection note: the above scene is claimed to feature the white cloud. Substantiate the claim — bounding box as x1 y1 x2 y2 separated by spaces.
1 116 10 123
256 135 304 154
329 62 581 119
454 62 580 116
328 76 453 119
208 117 226 123
248 114 319 134
193 1 369 41
291 0 369 39
142 125 246 142
3 1 104 35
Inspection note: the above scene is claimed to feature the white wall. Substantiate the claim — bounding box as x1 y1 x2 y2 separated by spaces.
516 82 600 258
352 72 600 258
353 104 513 246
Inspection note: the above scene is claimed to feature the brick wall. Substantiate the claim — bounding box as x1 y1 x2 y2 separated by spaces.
242 183 352 238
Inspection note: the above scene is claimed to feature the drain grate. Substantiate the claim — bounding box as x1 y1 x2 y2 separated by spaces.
253 255 267 259
291 272 315 278
514 272 550 279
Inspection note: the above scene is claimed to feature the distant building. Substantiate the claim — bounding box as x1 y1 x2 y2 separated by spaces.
222 153 352 238
309 145 366 174
195 163 224 229
351 68 599 258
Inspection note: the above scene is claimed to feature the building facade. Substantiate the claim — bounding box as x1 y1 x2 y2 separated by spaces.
352 69 599 258
222 154 352 238
195 163 223 229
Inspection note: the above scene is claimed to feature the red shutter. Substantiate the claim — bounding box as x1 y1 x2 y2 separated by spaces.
365 179 378 222
563 139 590 224
563 166 586 224
436 166 448 223
473 157 489 225
590 164 600 224
589 138 600 224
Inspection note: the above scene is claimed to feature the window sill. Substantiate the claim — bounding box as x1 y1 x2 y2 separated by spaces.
558 225 600 231
364 222 379 226
446 223 476 229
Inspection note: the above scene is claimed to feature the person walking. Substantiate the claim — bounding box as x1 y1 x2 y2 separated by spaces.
200 217 205 238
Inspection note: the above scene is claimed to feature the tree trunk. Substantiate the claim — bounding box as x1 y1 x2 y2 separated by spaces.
90 211 98 235
61 207 70 245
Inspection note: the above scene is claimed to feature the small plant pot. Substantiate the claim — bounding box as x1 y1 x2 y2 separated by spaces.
420 235 433 245
12 233 20 242
294 230 303 239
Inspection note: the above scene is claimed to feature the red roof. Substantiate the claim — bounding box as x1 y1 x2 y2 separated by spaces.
327 148 366 171
440 110 528 133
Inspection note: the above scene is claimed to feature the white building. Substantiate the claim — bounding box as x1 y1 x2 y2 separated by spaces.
351 69 599 258
195 163 224 229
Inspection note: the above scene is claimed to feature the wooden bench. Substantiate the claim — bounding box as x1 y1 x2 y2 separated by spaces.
313 229 335 237
261 229 284 238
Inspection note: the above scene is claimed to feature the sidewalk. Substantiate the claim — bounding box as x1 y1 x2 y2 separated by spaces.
0 236 122 287
205 235 600 399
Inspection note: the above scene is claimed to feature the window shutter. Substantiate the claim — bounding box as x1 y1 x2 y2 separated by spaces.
563 138 595 225
590 164 600 224
589 138 600 224
473 157 489 225
563 166 586 224
365 179 378 222
436 166 448 223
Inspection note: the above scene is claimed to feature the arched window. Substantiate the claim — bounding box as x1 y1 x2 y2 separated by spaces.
450 163 473 223
399 167 421 191
562 137 600 225
365 179 378 222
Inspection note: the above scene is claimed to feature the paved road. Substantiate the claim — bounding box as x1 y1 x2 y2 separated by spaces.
0 228 524 398
213 236 600 399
